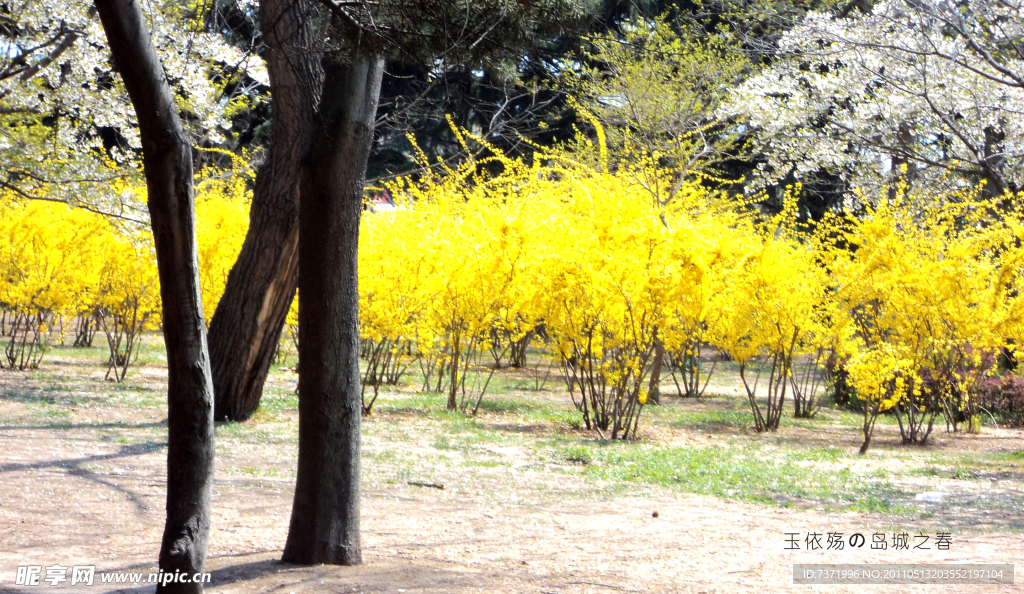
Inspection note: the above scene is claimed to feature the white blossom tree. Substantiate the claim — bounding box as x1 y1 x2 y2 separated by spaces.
0 0 266 219
725 0 1024 203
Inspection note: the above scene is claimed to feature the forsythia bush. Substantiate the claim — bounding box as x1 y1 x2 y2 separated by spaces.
4 133 1024 450
94 217 161 381
361 128 832 438
194 154 253 318
818 185 1024 449
362 139 544 416
0 160 252 379
0 199 109 369
359 126 1024 445
716 203 835 432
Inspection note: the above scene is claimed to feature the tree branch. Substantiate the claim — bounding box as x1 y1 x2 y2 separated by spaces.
312 0 368 33
9 8 98 83
0 180 147 224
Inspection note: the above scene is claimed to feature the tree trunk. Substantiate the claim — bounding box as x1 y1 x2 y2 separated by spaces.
646 338 664 405
981 125 1008 200
282 53 385 566
209 0 322 422
888 120 918 202
94 1 214 592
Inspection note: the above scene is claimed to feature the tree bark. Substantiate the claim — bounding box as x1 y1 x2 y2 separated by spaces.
282 53 385 566
94 1 214 592
209 0 322 422
981 125 1008 200
646 338 664 405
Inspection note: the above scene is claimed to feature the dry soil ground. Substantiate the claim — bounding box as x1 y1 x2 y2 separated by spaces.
0 344 1022 594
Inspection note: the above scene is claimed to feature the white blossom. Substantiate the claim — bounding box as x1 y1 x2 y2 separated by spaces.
0 0 267 219
723 0 1024 200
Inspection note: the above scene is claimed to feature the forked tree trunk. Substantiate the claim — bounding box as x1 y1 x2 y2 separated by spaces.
282 53 385 566
208 0 322 422
95 1 215 592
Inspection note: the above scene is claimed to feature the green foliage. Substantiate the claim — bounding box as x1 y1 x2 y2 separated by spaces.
558 445 594 464
566 12 749 185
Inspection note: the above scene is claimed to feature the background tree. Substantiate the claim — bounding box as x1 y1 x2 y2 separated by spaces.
366 0 669 178
0 0 265 220
94 0 216 591
274 0 594 566
726 0 1024 204
566 13 749 193
207 0 321 422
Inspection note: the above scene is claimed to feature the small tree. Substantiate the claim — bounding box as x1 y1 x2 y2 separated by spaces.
718 201 831 432
846 345 925 454
569 13 749 200
96 233 160 382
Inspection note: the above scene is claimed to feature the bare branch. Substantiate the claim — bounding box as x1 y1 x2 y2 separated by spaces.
313 0 368 33
19 8 97 82
0 180 147 224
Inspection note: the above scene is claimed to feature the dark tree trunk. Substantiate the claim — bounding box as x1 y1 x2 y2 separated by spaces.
981 125 1008 200
888 120 918 202
94 1 215 592
282 53 385 566
209 0 322 422
647 338 664 405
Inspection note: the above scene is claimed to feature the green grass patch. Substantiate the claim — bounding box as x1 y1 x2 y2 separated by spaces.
555 445 594 465
29 406 72 427
576 442 913 514
665 410 753 431
433 434 472 451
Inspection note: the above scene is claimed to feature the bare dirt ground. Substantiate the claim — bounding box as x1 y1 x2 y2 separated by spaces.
1 348 1022 594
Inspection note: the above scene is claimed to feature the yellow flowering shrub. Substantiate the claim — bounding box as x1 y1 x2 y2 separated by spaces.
846 344 918 454
713 193 834 431
817 184 1024 449
370 125 758 437
6 129 1024 452
0 159 252 378
531 167 675 438
0 198 109 368
371 136 541 414
194 155 252 320
94 222 161 381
